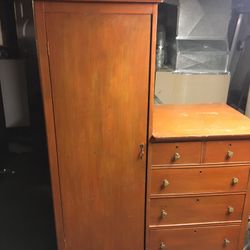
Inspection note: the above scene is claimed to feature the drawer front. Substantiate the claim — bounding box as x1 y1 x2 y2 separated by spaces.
204 140 250 164
149 225 240 250
150 195 245 226
150 166 249 195
152 142 202 166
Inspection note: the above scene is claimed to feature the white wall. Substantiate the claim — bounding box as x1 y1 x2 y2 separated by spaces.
155 71 230 104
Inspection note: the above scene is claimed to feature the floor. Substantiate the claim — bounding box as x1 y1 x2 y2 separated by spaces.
0 152 57 250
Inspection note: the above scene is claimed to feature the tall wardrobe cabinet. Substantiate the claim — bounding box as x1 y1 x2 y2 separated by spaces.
34 0 160 249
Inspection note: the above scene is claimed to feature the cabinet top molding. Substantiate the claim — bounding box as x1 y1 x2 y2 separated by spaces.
152 103 250 142
35 0 162 3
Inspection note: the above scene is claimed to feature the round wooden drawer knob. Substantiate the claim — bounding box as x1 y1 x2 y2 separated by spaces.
224 238 230 247
160 209 168 219
227 206 234 214
162 179 170 189
160 242 166 250
173 152 181 161
226 150 234 159
232 177 239 185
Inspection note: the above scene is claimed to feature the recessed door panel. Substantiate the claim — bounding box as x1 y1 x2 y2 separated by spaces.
45 4 151 250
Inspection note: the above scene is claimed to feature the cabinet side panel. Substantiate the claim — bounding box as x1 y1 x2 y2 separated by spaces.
146 5 158 250
33 2 65 249
45 3 152 250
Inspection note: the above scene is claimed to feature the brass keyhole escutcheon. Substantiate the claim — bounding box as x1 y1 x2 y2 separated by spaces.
139 144 145 159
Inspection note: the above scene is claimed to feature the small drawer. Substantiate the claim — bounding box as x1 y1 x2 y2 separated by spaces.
204 140 250 164
152 142 202 166
150 194 245 226
150 166 249 195
149 225 240 250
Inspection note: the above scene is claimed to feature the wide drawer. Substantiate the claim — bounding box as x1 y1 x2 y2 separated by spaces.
150 194 245 226
149 225 240 250
150 166 249 195
152 142 202 166
204 140 250 164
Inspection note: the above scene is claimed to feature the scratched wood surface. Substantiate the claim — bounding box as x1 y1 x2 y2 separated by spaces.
153 104 250 141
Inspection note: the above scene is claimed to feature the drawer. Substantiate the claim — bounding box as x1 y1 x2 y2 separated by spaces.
150 194 245 226
152 142 201 166
204 140 250 164
150 166 249 195
149 225 240 250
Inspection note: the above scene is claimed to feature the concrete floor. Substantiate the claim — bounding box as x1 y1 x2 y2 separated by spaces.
0 152 57 250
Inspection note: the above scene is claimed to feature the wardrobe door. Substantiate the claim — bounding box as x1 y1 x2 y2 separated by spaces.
44 3 152 250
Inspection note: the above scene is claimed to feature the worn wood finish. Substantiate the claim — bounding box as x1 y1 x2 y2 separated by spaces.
44 1 155 14
204 140 250 164
43 3 152 250
35 0 250 248
145 5 158 249
150 166 249 196
148 104 250 250
149 225 241 250
152 104 250 142
34 1 159 249
152 142 202 166
33 2 65 249
149 194 245 226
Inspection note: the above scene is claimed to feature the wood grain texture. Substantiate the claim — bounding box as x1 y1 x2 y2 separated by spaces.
152 104 250 142
152 142 202 166
44 1 155 14
145 5 158 249
149 194 245 226
150 166 249 196
33 2 65 249
149 103 250 249
149 225 241 250
44 4 152 250
204 140 250 164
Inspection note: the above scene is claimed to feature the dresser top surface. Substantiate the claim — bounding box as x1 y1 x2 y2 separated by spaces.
152 103 250 141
